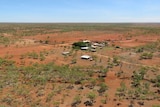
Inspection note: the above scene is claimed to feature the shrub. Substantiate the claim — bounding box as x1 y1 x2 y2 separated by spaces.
71 58 77 64
27 52 39 59
136 47 144 53
0 36 10 45
101 99 107 104
45 40 49 44
140 52 153 59
131 73 143 87
0 57 15 66
87 92 96 101
73 95 82 103
155 75 160 87
98 82 108 93
46 92 55 102
113 56 120 66
39 52 45 61
152 105 160 107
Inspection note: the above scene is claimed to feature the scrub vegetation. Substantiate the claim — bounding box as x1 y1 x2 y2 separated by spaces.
0 23 160 107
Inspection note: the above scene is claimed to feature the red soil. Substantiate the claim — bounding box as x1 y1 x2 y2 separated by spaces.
0 30 160 107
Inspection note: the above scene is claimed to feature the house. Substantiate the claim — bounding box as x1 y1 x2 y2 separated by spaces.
81 55 91 60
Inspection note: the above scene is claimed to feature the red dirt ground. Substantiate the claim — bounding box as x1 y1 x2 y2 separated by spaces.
0 30 160 107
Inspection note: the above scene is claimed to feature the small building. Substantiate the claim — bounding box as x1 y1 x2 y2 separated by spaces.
81 47 89 50
91 45 97 49
83 40 91 43
62 51 70 55
81 55 91 60
93 42 105 47
90 49 96 52
99 43 105 47
93 43 99 46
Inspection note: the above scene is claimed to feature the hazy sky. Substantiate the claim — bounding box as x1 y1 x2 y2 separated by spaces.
0 0 160 22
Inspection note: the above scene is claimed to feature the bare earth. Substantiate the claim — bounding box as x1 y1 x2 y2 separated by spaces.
0 24 160 107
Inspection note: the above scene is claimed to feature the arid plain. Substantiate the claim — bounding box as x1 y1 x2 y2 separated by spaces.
0 23 160 107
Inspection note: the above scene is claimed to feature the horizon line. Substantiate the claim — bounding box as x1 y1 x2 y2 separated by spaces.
0 22 160 24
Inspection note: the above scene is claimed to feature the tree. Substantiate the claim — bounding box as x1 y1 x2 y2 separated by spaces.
72 41 90 49
132 67 147 87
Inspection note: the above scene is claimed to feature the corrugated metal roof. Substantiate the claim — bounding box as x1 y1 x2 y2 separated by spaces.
81 55 91 59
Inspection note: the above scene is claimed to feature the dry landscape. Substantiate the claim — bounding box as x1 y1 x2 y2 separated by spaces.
0 23 160 107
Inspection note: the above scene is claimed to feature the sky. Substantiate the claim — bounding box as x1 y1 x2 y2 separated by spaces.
0 0 160 22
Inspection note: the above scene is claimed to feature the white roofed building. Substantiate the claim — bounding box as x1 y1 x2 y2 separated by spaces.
81 47 89 50
83 40 91 43
62 51 70 55
81 55 91 59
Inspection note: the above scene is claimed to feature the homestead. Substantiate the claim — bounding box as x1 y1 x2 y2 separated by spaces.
0 23 160 107
72 40 107 50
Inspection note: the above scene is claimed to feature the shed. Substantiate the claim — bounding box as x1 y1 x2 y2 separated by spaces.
90 49 96 52
62 51 70 55
91 45 97 49
81 55 91 59
83 40 91 43
81 47 89 50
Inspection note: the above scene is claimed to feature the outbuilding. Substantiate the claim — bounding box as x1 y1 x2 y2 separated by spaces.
81 47 89 50
90 49 96 52
81 55 91 59
83 40 91 43
62 51 70 55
